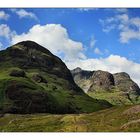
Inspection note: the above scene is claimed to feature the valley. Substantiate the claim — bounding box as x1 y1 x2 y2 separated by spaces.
0 105 140 132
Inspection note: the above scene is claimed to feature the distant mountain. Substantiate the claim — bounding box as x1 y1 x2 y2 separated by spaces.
71 67 140 105
0 41 111 114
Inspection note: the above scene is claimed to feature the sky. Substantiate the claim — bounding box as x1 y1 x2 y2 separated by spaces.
1 8 140 85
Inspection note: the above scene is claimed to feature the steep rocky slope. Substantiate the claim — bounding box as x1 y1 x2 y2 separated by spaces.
0 41 111 114
71 67 140 105
71 67 93 92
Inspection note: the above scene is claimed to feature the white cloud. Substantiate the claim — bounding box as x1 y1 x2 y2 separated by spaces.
99 18 116 33
119 16 140 43
65 54 140 86
130 17 140 27
11 24 86 61
117 14 129 24
78 8 98 12
0 24 16 39
103 24 116 33
94 47 102 55
103 8 128 15
11 9 37 20
120 29 140 43
100 13 140 43
90 35 97 48
0 11 9 20
115 8 128 13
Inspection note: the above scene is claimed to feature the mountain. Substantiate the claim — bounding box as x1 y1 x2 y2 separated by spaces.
71 67 140 105
0 41 111 114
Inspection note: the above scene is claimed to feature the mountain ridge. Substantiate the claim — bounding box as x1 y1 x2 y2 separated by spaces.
71 67 140 105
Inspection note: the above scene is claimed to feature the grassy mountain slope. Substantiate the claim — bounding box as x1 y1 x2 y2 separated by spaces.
88 88 140 105
0 105 140 132
0 41 111 114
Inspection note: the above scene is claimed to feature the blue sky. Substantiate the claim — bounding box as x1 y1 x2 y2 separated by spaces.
1 8 140 85
0 8 140 62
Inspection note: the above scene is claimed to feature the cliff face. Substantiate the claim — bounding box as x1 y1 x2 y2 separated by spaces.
0 41 111 114
88 70 115 92
71 67 140 105
113 72 140 94
71 67 93 92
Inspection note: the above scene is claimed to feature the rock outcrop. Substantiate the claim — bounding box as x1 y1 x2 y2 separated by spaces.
89 70 115 92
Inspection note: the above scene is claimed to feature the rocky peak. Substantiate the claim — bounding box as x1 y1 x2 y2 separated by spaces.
114 72 130 79
71 67 93 79
89 70 115 92
113 72 140 94
71 67 82 73
113 72 130 86
12 41 52 54
5 41 74 82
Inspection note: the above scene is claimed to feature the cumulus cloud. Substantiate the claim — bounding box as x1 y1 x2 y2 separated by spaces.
65 54 140 86
0 24 16 39
11 9 37 20
100 13 140 43
11 24 86 61
0 11 9 20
